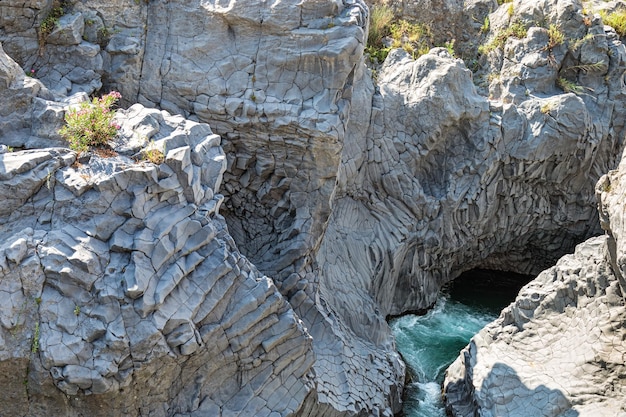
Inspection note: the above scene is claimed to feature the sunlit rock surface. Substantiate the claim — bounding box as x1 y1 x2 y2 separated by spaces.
443 147 626 416
1 0 626 415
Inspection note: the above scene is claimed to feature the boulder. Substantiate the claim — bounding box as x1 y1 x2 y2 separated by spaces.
46 12 84 46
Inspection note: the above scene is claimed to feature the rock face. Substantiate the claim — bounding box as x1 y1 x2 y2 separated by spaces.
1 0 626 415
443 147 626 416
0 50 314 416
0 1 104 96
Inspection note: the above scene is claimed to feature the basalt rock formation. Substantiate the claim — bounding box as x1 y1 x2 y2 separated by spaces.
0 45 316 416
443 147 626 417
1 0 626 415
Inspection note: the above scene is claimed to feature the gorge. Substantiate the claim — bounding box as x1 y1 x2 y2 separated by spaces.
1 0 626 416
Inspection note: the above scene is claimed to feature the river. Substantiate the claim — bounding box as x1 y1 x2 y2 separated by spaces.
390 270 529 417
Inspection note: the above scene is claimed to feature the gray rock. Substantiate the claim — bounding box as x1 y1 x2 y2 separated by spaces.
0 41 24 89
1 0 626 415
443 93 626 414
444 234 626 416
31 97 66 141
46 13 85 46
0 48 314 416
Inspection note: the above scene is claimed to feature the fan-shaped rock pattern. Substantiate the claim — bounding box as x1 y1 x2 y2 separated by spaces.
2 0 626 415
0 57 314 415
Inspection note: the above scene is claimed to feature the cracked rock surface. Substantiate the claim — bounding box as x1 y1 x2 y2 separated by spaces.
2 0 626 415
0 48 314 416
443 146 626 416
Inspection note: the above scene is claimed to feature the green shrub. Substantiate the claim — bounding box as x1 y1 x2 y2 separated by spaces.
368 4 394 49
479 21 527 54
389 19 431 58
59 91 122 153
445 39 456 57
480 16 490 34
366 5 434 63
546 24 565 49
557 77 583 94
507 3 514 18
366 4 394 63
39 6 64 43
142 142 165 164
600 10 626 37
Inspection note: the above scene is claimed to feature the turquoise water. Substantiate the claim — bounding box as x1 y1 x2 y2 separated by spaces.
390 270 528 417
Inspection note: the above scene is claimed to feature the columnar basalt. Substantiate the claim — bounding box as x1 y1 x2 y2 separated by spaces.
0 47 315 416
443 147 626 416
1 0 626 415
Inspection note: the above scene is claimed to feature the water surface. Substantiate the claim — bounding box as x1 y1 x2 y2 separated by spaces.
390 270 529 417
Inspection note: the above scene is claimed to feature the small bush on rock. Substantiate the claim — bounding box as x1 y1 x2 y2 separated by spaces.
59 91 122 153
366 4 435 64
368 4 394 49
557 77 583 95
366 4 394 63
142 142 165 164
601 10 626 37
478 21 527 54
546 24 565 49
389 19 432 58
39 6 64 41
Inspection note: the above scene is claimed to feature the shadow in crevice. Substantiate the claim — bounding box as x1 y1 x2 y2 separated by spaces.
447 268 532 315
476 362 579 417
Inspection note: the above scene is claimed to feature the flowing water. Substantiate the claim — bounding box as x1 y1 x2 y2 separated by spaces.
390 270 529 417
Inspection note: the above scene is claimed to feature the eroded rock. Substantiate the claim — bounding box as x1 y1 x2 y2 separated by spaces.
1 0 626 415
0 88 314 416
444 168 626 415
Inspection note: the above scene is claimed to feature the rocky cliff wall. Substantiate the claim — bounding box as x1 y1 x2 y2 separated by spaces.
1 0 626 415
0 47 316 416
443 146 626 417
318 0 626 346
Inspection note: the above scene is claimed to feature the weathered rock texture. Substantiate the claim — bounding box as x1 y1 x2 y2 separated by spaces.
0 48 315 416
2 0 626 415
443 146 626 417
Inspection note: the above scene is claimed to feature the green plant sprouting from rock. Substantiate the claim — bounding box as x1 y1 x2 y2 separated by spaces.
59 91 122 153
478 21 527 54
480 16 490 34
31 322 40 354
540 100 558 114
445 39 456 57
557 77 584 94
142 142 165 164
366 4 435 63
39 6 65 45
366 4 394 63
569 33 594 51
389 19 432 58
546 24 565 50
600 9 626 37
566 60 606 73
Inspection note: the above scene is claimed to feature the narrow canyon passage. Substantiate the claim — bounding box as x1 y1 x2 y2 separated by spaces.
390 270 531 416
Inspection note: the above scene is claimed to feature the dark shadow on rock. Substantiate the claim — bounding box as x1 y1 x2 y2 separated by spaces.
475 362 579 417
